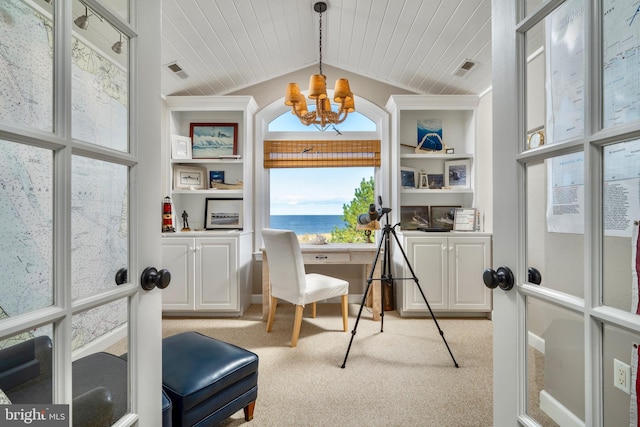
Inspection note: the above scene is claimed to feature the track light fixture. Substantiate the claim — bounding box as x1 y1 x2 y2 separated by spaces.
74 5 90 30
112 34 123 54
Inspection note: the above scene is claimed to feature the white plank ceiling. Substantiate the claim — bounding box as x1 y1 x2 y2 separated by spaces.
161 0 493 98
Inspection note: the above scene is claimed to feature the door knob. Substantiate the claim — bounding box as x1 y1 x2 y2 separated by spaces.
528 267 542 285
115 268 127 285
483 266 514 291
141 267 171 291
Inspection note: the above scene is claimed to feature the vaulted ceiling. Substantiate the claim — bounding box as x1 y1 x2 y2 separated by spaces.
160 0 493 98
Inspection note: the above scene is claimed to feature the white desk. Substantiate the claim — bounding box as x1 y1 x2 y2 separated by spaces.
261 243 382 321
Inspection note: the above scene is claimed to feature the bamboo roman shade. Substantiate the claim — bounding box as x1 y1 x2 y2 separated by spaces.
263 140 381 168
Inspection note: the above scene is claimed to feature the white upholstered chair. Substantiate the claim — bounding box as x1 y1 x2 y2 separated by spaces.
262 228 349 347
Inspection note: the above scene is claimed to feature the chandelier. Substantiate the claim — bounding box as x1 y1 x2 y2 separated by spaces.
284 1 355 131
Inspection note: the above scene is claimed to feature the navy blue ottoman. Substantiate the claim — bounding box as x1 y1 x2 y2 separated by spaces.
162 332 258 427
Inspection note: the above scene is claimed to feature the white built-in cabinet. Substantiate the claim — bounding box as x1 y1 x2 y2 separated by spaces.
161 96 257 315
399 234 492 316
386 95 492 316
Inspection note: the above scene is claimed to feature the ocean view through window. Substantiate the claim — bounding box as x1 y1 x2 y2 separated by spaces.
270 167 374 241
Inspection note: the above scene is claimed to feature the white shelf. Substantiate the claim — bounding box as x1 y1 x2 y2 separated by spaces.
171 158 243 165
401 188 473 194
171 189 243 196
400 153 474 160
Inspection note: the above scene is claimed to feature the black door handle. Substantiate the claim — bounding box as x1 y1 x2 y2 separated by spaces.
482 267 514 291
141 267 171 291
528 267 542 285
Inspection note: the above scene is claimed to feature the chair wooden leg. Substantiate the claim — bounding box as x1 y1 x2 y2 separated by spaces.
311 301 317 318
341 294 349 331
266 296 278 332
291 305 304 347
243 400 256 421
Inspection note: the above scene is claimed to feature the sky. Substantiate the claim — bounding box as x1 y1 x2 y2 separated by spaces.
269 108 376 216
270 167 373 215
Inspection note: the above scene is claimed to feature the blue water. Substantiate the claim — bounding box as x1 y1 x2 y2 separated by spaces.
270 215 345 235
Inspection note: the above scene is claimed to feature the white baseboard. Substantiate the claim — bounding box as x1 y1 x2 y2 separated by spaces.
528 330 545 354
539 390 584 427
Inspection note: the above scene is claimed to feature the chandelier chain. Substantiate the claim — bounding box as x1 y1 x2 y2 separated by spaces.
318 8 323 75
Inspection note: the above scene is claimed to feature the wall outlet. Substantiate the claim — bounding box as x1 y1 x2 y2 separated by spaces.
614 358 631 394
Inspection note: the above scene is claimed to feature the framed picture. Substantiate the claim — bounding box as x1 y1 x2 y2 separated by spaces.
400 166 416 188
416 119 443 151
171 135 192 159
427 174 444 189
209 171 225 188
444 159 470 188
190 123 238 159
430 206 460 231
445 148 455 154
453 208 477 231
173 165 206 190
400 206 430 230
204 198 243 230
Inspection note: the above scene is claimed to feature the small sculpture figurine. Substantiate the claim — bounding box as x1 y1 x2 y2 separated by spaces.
181 210 190 231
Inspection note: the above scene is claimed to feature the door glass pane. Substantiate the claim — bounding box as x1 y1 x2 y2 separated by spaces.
527 298 584 425
602 138 640 311
525 18 546 151
71 155 128 299
72 299 128 423
0 0 54 132
603 323 640 426
101 0 130 22
0 325 54 405
602 0 640 129
544 0 585 145
72 0 129 151
0 139 54 316
526 152 585 296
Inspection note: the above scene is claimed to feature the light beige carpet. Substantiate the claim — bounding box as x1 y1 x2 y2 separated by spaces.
162 304 493 427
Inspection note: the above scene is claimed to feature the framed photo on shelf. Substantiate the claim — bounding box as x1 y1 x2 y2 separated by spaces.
173 165 206 190
400 166 416 188
427 174 444 189
400 206 430 230
430 206 460 231
453 208 477 231
204 198 243 230
189 123 238 159
171 135 192 159
209 171 225 188
444 159 470 188
416 119 443 151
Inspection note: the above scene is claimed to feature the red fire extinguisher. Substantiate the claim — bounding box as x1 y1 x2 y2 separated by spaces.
162 196 175 232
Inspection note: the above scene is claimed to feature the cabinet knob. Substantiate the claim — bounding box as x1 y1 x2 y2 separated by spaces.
141 267 172 291
482 266 514 291
528 267 542 285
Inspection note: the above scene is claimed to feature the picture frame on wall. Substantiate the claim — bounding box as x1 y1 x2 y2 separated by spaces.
171 135 192 159
204 198 243 230
430 206 460 231
400 206 430 230
190 123 238 159
173 165 206 190
400 166 416 188
444 159 470 188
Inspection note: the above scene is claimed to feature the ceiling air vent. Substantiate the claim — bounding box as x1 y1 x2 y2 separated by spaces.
166 62 189 79
453 59 478 77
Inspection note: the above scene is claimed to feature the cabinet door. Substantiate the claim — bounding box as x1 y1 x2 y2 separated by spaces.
195 237 238 311
448 236 491 311
161 238 195 310
403 236 448 312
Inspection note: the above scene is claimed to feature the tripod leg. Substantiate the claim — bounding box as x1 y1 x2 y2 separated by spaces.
389 228 460 368
341 277 373 369
342 229 386 369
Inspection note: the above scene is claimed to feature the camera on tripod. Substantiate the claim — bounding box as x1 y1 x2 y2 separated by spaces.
356 197 391 226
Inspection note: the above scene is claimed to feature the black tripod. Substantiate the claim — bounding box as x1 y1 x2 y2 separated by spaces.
341 207 459 369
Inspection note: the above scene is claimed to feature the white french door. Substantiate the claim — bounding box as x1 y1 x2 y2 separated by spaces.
492 0 640 425
0 0 161 425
